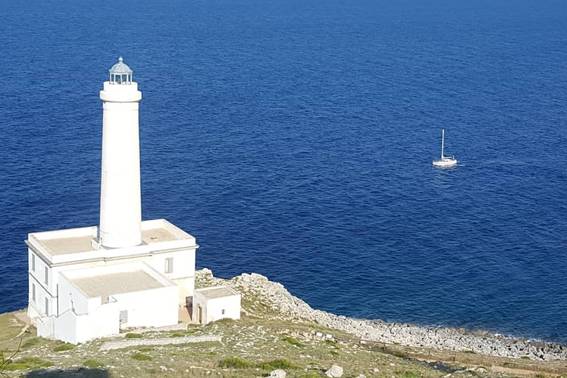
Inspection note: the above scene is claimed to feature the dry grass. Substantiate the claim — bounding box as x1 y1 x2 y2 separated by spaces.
0 302 566 377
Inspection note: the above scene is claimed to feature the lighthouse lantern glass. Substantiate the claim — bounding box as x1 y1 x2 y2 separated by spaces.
109 57 133 85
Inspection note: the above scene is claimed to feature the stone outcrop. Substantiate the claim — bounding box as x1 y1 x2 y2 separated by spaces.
196 269 567 361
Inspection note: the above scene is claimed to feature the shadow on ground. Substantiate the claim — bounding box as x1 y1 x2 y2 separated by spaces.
26 368 109 378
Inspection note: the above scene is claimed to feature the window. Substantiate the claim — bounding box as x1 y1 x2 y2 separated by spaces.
31 254 35 272
44 298 49 316
164 257 173 274
44 267 48 285
221 309 225 315
32 284 36 302
101 296 109 304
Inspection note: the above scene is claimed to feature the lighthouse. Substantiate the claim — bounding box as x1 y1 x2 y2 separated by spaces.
99 57 143 248
25 58 240 344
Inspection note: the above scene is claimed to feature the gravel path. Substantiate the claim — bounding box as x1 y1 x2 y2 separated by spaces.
100 335 221 351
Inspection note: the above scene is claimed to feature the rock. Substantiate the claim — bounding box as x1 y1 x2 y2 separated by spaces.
269 369 286 378
325 364 344 377
222 269 567 361
356 375 366 378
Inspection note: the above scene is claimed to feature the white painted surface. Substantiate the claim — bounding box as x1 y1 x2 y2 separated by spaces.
99 81 142 248
46 263 179 344
194 287 241 325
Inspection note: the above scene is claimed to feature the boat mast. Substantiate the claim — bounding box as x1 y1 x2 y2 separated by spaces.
441 129 445 159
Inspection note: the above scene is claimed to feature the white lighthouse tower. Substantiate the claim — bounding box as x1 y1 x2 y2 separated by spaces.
99 57 142 248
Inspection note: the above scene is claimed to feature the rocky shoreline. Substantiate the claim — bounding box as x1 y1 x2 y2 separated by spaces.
198 269 567 361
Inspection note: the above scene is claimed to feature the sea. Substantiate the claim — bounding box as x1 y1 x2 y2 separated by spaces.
0 0 566 343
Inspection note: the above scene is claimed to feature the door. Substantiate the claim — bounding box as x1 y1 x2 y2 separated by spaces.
119 310 128 329
198 305 203 324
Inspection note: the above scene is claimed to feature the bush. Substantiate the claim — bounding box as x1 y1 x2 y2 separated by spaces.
219 357 297 371
299 372 323 378
399 371 420 378
130 352 152 361
125 333 143 339
282 336 304 347
53 343 75 352
209 318 235 326
83 359 104 368
21 337 42 349
3 357 53 371
218 356 254 369
258 359 297 370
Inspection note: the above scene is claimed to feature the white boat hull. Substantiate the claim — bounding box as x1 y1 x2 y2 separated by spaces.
433 157 458 168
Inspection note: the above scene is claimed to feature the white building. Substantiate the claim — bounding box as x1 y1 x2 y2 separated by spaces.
27 58 239 344
193 286 241 325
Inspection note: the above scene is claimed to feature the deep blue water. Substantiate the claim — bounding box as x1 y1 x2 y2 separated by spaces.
1 0 567 342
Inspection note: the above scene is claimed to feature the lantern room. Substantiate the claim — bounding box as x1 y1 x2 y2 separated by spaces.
109 57 133 84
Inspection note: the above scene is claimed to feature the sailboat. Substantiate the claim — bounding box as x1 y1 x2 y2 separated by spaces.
432 129 457 168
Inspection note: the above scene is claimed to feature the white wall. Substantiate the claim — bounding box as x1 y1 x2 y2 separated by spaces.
51 285 178 344
110 286 179 329
28 249 53 316
54 302 120 344
205 296 241 324
58 275 90 316
194 290 241 325
147 249 195 281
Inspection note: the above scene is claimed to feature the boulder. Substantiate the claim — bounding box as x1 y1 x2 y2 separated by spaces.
325 364 343 377
270 369 286 378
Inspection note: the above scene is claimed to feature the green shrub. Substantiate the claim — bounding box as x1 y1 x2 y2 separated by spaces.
130 352 152 361
21 337 42 349
138 347 153 352
399 371 420 378
83 359 104 368
209 318 235 326
218 356 254 369
282 336 304 347
125 332 143 339
53 343 75 352
324 339 337 346
3 357 53 371
258 358 297 370
299 372 323 378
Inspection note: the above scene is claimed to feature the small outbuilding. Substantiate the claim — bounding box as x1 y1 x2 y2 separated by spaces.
193 286 241 325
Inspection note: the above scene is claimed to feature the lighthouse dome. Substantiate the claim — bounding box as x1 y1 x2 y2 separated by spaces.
109 57 133 84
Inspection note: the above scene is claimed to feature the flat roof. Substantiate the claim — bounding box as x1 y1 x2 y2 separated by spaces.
41 235 94 256
197 286 239 299
142 227 178 244
28 219 196 259
69 270 167 298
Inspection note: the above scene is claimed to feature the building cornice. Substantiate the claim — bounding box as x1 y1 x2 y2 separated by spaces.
26 240 199 268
